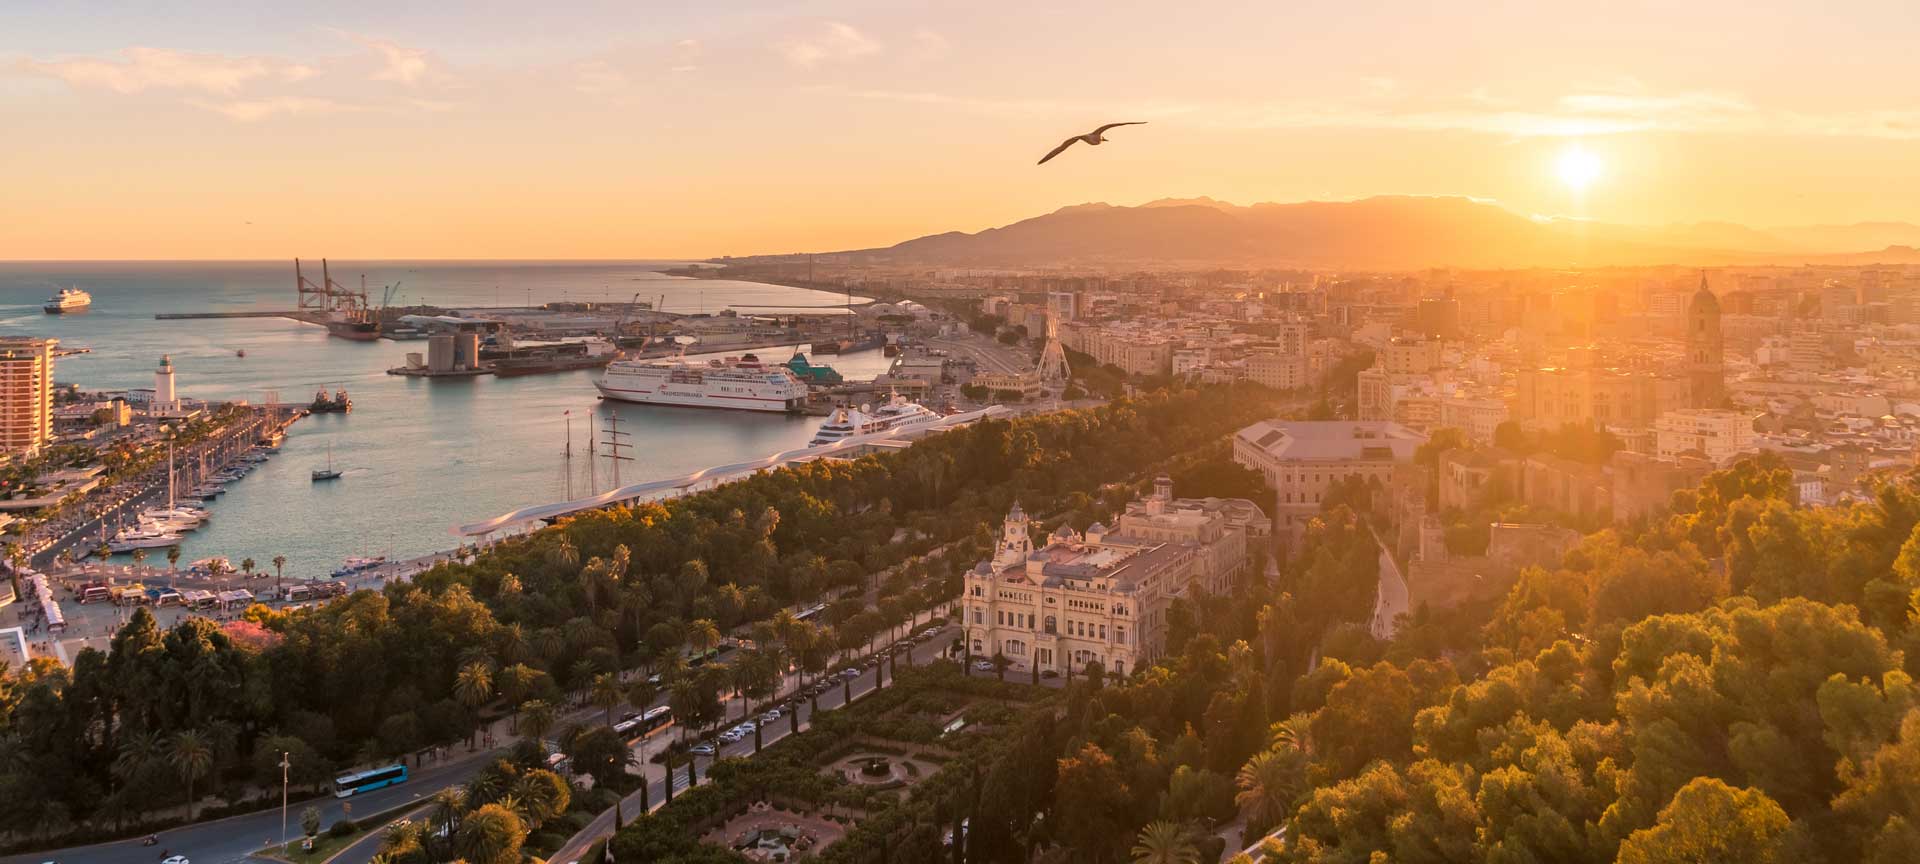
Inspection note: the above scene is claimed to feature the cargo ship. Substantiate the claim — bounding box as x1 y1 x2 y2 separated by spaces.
491 337 618 377
310 388 352 413
325 310 381 341
594 352 807 413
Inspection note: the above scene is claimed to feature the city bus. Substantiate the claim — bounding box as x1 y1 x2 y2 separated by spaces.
613 705 674 741
637 705 673 737
333 764 408 798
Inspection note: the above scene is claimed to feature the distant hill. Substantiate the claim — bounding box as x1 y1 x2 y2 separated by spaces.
814 196 1920 270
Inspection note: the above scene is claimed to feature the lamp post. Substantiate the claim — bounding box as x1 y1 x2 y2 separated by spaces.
279 751 291 848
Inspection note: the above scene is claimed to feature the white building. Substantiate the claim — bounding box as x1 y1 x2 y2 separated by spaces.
961 479 1267 677
1654 409 1759 464
1248 350 1311 391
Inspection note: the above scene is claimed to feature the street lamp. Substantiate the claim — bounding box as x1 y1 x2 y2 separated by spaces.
279 751 291 849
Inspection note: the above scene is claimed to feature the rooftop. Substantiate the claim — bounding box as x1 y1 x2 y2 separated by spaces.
1236 419 1427 463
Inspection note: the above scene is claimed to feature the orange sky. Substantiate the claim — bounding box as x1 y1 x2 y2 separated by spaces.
4 1 1918 259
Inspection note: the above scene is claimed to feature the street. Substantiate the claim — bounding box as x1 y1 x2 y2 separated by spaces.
540 621 960 864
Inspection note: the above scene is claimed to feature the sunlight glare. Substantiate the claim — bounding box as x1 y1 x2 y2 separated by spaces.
1556 145 1604 193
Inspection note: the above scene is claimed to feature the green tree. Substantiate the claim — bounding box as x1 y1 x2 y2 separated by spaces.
1616 778 1796 864
454 802 526 864
1132 820 1202 864
301 804 321 837
454 661 494 747
168 730 214 821
1235 745 1306 837
590 672 623 726
166 545 181 572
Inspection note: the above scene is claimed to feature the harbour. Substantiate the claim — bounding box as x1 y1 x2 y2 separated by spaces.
0 260 895 578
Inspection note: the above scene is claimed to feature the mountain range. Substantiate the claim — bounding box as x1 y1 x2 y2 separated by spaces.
821 196 1920 270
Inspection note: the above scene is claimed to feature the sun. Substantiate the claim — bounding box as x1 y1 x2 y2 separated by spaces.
1556 145 1604 193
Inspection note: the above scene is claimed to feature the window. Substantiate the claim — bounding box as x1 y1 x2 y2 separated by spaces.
1045 615 1057 634
1115 626 1126 645
972 609 983 625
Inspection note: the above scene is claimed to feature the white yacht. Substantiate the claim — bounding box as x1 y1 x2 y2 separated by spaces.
595 353 807 413
43 287 92 313
809 393 943 446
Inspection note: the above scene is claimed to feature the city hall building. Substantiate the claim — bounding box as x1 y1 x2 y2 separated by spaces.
962 477 1268 677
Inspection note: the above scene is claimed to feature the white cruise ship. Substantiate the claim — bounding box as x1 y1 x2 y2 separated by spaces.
43 287 92 313
810 392 943 446
595 353 808 413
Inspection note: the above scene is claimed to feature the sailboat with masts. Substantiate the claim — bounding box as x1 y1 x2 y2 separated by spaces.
312 442 343 481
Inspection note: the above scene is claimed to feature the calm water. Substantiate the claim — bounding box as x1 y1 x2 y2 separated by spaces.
0 261 888 577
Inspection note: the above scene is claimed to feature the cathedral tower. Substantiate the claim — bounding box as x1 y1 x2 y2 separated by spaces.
1687 274 1724 408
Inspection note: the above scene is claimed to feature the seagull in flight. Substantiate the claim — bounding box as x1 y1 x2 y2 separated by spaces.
1037 122 1147 165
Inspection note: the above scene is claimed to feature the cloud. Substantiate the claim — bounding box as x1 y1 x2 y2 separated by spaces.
777 22 880 68
17 46 314 95
189 96 356 122
358 37 432 86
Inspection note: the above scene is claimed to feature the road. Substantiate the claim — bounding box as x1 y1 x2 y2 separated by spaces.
1 697 615 864
0 745 492 864
542 622 961 864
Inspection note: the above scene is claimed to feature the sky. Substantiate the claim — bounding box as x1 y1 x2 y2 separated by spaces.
3 0 1919 259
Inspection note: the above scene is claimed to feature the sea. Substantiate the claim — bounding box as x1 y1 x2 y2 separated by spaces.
0 261 890 577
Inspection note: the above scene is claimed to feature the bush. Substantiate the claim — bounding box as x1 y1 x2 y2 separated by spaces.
327 818 357 838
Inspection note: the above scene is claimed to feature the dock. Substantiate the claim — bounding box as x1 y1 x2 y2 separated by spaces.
155 311 306 320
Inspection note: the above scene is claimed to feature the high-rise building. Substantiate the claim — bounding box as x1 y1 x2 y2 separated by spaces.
0 337 57 456
1687 275 1725 408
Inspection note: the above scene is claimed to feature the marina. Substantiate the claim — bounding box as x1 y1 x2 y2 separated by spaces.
0 261 893 578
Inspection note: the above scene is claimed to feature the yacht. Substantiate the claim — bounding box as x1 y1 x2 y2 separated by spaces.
110 528 183 552
594 352 807 413
809 393 942 446
43 287 92 313
312 442 343 481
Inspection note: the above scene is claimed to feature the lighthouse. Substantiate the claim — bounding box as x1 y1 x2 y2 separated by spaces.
154 354 177 411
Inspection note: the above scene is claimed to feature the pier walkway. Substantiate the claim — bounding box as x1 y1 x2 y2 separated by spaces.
453 405 1008 537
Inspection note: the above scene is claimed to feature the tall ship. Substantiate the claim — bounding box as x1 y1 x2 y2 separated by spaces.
43 287 92 313
595 353 807 413
809 392 942 446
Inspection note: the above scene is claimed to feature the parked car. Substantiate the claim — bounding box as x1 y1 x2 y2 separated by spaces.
689 743 716 756
760 710 782 723
972 660 996 672
840 668 861 679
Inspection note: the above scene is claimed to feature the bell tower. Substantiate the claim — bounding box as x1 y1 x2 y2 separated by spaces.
1687 273 1724 408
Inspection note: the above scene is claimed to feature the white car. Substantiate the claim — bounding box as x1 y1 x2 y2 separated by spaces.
162 857 191 864
689 743 716 756
972 660 995 672
760 710 782 723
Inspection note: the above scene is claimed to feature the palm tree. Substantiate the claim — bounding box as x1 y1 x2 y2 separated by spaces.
590 673 624 726
166 545 181 572
94 541 112 562
168 730 214 821
4 542 26 599
130 548 148 570
240 557 256 579
1235 746 1306 836
688 617 721 661
272 554 287 592
520 699 556 744
430 786 469 838
1131 820 1201 864
454 662 494 748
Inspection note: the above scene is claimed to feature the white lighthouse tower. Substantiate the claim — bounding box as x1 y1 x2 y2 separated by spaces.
154 354 177 412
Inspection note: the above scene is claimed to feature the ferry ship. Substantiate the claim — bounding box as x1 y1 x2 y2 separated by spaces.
595 353 807 413
43 287 92 313
809 392 942 446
